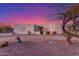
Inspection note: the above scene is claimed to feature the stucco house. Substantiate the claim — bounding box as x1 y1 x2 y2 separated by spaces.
14 24 63 35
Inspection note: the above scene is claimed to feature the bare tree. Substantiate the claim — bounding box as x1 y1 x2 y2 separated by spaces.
61 4 79 44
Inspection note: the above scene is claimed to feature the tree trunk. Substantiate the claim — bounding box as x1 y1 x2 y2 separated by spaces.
66 36 72 44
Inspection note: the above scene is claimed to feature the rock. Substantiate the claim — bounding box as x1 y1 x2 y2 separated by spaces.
49 41 52 44
3 41 8 47
16 37 22 43
0 41 8 48
0 42 4 48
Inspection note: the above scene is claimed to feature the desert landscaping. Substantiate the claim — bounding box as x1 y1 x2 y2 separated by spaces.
0 34 78 56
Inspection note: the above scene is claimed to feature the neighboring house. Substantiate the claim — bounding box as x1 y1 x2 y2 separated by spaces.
14 24 63 35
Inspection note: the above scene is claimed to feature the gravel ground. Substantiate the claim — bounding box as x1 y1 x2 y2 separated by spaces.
0 35 78 56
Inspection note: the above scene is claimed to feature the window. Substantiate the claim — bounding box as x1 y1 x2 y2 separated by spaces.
34 25 40 32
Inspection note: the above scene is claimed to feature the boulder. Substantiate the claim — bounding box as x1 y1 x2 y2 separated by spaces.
0 41 8 48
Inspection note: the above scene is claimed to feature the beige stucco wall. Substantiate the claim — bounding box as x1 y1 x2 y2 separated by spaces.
38 24 63 34
14 24 34 34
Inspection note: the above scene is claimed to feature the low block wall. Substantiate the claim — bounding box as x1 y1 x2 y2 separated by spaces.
0 33 13 36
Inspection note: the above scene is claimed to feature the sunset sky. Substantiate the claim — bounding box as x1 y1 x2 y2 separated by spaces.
0 3 72 25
